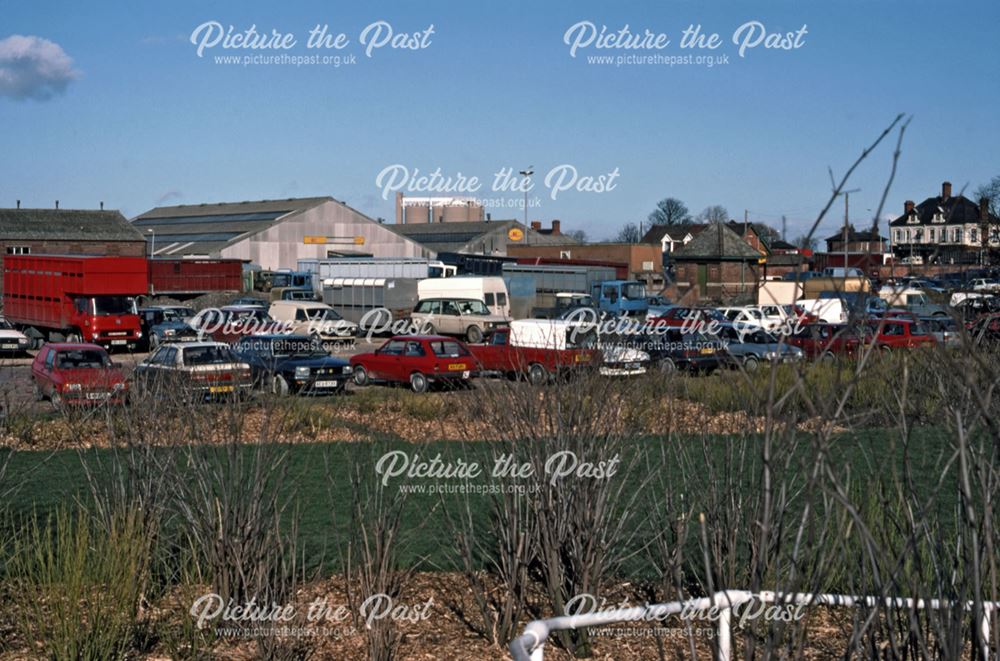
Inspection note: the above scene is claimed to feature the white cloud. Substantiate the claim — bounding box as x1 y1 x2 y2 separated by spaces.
0 35 80 100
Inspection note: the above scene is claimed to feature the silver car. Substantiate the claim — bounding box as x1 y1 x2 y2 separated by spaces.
716 325 804 370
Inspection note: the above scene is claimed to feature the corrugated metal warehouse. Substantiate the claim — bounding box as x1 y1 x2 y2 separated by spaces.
131 197 430 270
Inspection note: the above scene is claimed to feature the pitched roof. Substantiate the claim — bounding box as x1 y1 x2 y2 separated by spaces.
765 239 799 251
390 220 577 253
671 222 763 261
824 227 886 242
131 197 337 256
0 208 143 242
641 223 708 244
889 194 996 227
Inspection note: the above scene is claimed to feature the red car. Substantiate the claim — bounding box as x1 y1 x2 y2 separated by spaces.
31 343 127 407
350 335 475 393
864 319 936 351
787 323 863 361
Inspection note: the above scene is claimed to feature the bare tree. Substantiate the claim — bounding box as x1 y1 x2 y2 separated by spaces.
648 198 691 226
696 205 729 223
793 233 819 251
614 222 642 243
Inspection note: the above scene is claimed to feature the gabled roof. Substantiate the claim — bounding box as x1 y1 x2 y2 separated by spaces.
391 220 577 253
889 194 996 227
824 227 886 242
641 223 707 244
672 222 763 261
0 208 143 242
132 197 338 256
765 239 799 251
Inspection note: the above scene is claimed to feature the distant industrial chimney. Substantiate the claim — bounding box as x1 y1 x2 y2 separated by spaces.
942 181 952 200
55 200 59 209
99 201 104 210
16 199 20 209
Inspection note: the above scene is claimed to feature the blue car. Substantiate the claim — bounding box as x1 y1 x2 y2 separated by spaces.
232 334 352 395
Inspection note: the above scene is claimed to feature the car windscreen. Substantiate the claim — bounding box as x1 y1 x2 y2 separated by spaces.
457 300 490 315
56 350 110 369
429 340 470 358
184 345 236 365
92 296 137 316
306 308 343 321
272 338 327 357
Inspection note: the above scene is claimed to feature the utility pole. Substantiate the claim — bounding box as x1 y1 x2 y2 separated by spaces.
781 215 787 242
838 187 861 286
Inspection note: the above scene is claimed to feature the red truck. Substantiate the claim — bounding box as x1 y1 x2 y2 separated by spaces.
469 319 599 385
3 255 146 349
149 258 243 298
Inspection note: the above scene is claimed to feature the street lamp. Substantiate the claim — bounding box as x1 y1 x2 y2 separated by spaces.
518 167 533 234
147 228 155 259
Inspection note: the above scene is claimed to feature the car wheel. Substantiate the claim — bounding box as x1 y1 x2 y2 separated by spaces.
743 355 760 372
424 323 437 335
410 372 429 393
270 374 291 396
821 351 836 365
33 383 45 402
659 359 677 373
50 391 63 410
527 363 548 386
466 325 483 344
353 365 369 386
881 345 892 355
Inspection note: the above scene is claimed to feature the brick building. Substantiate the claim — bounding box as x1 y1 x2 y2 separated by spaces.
0 207 146 291
670 222 763 303
506 241 665 287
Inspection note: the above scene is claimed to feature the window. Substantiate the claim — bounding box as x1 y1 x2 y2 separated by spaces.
484 293 495 306
441 301 460 316
44 349 55 370
496 293 507 306
971 228 979 243
404 341 425 357
415 300 440 314
929 228 935 242
429 340 469 358
5 246 29 255
379 340 406 355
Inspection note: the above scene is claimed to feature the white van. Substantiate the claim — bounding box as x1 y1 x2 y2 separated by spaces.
417 276 511 318
796 298 848 324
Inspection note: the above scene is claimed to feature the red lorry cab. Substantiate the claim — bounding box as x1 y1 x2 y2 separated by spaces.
469 319 599 385
3 255 146 349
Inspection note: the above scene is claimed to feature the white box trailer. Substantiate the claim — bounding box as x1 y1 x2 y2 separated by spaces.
417 276 511 318
299 258 455 286
321 277 420 331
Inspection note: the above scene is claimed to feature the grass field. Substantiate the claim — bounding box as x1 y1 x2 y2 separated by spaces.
0 426 959 577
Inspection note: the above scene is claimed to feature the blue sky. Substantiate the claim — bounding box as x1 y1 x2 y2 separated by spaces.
1 0 998 242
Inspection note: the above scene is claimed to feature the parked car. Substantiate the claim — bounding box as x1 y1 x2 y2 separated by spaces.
787 323 863 361
971 278 1000 294
190 305 282 344
719 306 769 331
0 317 32 353
469 320 599 384
597 343 650 376
714 325 804 370
651 306 727 329
350 335 476 393
139 306 199 350
409 298 509 343
31 343 127 406
955 295 1000 322
606 327 719 374
133 341 252 400
863 319 936 351
229 296 269 308
920 316 961 348
268 301 358 343
232 334 352 395
968 313 1000 346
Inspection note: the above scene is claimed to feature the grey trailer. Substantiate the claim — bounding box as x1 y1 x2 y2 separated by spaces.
321 277 420 332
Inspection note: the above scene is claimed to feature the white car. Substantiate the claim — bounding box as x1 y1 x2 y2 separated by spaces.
971 278 1000 294
598 345 649 376
0 317 32 353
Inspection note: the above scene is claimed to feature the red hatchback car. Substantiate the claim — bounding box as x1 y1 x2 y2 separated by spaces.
350 335 475 393
31 343 127 406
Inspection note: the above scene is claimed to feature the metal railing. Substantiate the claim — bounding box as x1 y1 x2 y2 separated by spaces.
509 590 998 660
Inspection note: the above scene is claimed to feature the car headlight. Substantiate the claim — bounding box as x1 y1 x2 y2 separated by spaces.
65 383 82 392
136 331 143 339
164 329 176 336
343 365 353 374
113 382 125 391
295 366 311 379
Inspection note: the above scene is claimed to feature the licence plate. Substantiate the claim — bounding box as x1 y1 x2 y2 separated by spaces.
700 348 714 354
448 363 467 371
209 385 234 393
313 380 338 388
111 339 127 345
575 354 588 362
86 392 110 400
0 343 17 349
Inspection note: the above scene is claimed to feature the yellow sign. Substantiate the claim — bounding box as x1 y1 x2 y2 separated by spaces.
508 228 524 242
757 257 767 265
354 235 365 245
303 235 366 245
304 236 327 245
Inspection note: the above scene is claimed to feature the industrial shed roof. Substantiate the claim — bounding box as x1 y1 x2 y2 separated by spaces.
390 220 576 254
0 208 143 242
